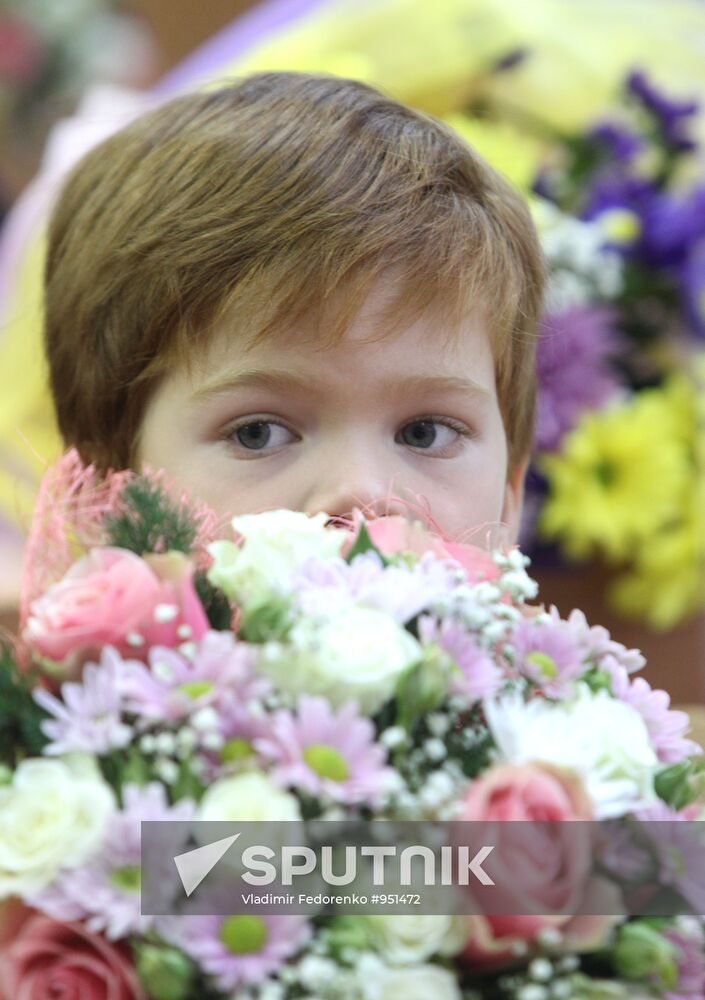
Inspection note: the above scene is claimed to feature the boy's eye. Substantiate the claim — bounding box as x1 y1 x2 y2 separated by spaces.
224 416 472 455
397 418 467 452
228 419 295 451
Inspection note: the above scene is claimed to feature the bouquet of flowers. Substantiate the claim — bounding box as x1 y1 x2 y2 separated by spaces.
1 449 704 1000
494 67 705 631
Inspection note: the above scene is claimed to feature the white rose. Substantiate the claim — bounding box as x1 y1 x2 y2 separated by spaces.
195 771 303 879
365 914 469 964
196 770 301 822
0 754 115 898
261 606 422 714
357 953 461 1000
484 683 659 818
207 509 347 605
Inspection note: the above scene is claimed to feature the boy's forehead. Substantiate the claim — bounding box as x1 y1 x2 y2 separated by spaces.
187 292 498 404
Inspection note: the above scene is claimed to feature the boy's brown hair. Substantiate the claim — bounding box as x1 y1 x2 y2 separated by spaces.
44 71 545 475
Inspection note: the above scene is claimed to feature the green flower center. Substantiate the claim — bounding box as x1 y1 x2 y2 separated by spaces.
110 864 142 893
594 459 617 488
220 738 254 763
177 681 214 700
303 743 349 781
526 651 558 679
219 915 268 955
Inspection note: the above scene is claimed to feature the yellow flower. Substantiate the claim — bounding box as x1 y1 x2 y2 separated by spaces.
606 365 705 629
538 388 690 562
596 208 642 248
607 481 705 631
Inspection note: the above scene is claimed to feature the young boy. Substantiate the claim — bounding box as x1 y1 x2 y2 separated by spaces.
42 71 545 549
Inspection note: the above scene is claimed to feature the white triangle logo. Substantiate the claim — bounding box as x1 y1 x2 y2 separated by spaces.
173 832 241 897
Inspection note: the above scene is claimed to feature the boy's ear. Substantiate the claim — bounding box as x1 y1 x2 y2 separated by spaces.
501 453 530 546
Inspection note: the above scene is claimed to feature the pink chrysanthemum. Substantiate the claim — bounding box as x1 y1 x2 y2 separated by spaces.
417 614 501 703
28 783 195 940
664 918 705 999
609 664 701 763
197 703 278 783
292 549 460 624
120 630 270 723
635 802 705 916
511 616 586 697
168 914 311 990
253 695 391 806
551 606 646 674
33 646 133 755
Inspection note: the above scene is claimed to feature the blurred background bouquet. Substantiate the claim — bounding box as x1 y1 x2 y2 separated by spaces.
0 0 155 207
0 0 704 687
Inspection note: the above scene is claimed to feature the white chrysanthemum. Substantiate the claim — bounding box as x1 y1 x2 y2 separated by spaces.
259 606 422 714
483 684 659 818
207 509 348 605
0 754 115 898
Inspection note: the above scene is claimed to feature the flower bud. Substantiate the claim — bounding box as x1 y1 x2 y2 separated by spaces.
135 941 196 1000
612 922 678 988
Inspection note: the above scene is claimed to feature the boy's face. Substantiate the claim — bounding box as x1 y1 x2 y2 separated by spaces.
136 279 528 545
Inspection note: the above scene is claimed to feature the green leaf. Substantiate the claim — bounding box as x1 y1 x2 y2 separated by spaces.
170 761 206 803
193 572 232 631
343 521 391 566
236 596 293 644
0 642 49 765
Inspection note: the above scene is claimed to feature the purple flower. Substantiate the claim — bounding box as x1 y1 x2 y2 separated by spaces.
417 614 501 703
169 913 311 990
535 305 624 451
33 646 133 755
511 616 586 697
581 172 655 228
639 186 705 269
253 695 391 806
664 918 705 998
120 630 270 723
610 666 701 764
627 69 700 152
547 606 646 674
681 236 705 339
198 702 281 784
589 120 645 163
28 783 195 939
634 805 705 915
291 550 459 625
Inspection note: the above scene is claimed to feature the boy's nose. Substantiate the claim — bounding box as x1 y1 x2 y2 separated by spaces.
307 483 414 527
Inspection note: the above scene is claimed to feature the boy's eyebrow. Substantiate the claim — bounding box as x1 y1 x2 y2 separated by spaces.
191 368 493 403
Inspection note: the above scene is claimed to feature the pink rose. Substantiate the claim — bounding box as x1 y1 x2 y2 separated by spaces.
337 511 502 585
22 547 209 674
457 763 615 966
0 899 33 949
0 916 145 1000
